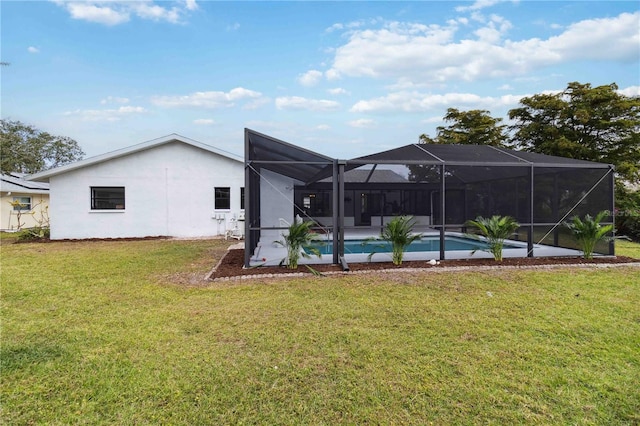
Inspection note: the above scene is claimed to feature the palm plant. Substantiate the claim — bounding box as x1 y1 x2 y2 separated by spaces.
274 220 322 269
465 215 520 261
369 216 422 265
564 211 614 259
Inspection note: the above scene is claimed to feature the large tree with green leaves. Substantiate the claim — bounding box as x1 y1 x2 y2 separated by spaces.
508 82 640 185
435 108 508 147
419 108 507 147
413 108 507 182
0 119 85 174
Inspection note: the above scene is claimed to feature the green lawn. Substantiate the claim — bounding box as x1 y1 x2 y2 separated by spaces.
1 238 639 424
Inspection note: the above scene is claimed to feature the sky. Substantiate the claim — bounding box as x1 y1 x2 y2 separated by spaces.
2 0 639 160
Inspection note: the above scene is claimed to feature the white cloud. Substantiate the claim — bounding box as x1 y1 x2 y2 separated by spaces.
27 46 40 54
184 0 198 11
227 22 240 31
131 2 180 23
348 118 376 128
455 0 513 13
151 87 264 108
326 23 344 33
244 97 271 110
474 14 512 43
275 96 340 112
325 18 381 34
64 105 146 121
100 96 130 105
326 11 640 86
498 84 513 91
328 88 349 95
58 2 130 26
316 124 331 130
325 69 341 81
540 12 640 62
297 70 323 87
619 85 640 97
193 118 215 125
350 91 525 114
53 1 197 26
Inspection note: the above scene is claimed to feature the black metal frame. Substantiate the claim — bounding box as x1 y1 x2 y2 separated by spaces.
244 129 615 267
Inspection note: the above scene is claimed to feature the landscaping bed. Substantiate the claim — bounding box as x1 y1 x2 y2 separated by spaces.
210 248 639 280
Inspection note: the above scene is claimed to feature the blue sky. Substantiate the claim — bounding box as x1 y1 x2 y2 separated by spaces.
2 1 639 159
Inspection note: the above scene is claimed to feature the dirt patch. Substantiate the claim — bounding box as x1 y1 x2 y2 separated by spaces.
209 249 640 281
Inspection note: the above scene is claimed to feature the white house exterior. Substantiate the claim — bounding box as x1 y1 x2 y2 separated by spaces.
0 173 50 231
28 134 245 240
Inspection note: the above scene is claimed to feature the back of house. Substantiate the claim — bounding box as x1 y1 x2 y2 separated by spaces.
28 134 244 240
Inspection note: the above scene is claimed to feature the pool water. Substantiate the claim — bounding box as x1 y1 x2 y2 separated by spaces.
305 236 519 255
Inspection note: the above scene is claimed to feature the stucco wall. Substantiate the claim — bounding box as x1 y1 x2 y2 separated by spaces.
48 142 244 239
0 193 49 231
259 169 299 242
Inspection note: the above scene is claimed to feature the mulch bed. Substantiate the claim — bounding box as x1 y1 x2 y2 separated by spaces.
210 249 639 280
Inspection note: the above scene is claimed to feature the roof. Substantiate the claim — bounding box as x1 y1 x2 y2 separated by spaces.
245 129 334 184
350 143 612 168
1 173 50 194
27 134 243 182
245 132 613 186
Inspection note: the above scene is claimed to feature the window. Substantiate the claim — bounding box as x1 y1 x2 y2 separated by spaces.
215 187 230 210
12 196 31 211
91 187 125 210
240 187 245 210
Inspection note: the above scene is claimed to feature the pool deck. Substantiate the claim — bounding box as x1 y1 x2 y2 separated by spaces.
249 229 585 267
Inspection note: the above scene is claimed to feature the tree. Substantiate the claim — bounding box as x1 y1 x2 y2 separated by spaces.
509 82 640 185
436 108 508 147
419 108 507 147
0 120 84 174
412 109 507 181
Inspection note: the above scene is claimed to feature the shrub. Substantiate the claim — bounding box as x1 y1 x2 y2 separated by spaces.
368 216 422 265
465 215 520 261
274 220 322 269
16 227 50 242
564 211 614 259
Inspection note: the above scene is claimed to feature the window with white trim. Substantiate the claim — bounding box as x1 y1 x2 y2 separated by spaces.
12 196 31 211
91 187 125 210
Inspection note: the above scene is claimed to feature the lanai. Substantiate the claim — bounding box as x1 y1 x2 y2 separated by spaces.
244 129 615 268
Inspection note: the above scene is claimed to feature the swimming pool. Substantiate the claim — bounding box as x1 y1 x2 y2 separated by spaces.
305 236 519 255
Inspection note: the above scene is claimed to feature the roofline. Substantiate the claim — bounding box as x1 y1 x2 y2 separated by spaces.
349 143 613 168
245 128 334 162
27 134 243 182
1 174 50 192
1 177 49 192
1 187 49 195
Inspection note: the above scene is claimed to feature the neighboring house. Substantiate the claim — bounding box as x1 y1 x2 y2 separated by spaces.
0 173 50 231
28 134 245 240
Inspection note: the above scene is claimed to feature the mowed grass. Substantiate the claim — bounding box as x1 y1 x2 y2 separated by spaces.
1 238 639 424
